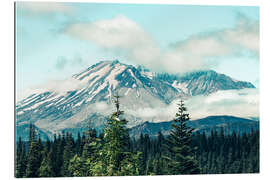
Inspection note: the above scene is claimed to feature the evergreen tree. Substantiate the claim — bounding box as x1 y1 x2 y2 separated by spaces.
165 100 200 175
75 132 83 156
95 94 136 176
71 119 101 176
153 156 164 175
68 154 89 177
157 131 165 155
145 157 154 175
16 99 260 177
82 122 98 160
29 123 35 142
50 134 65 177
50 134 58 176
16 137 27 177
38 137 54 177
25 123 42 177
61 132 75 176
38 150 55 177
138 133 147 174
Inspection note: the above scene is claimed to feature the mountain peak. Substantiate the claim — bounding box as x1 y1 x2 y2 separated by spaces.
180 70 218 79
98 59 125 66
16 60 256 139
178 70 255 95
111 59 120 64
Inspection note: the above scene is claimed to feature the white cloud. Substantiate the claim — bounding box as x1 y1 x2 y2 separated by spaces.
127 107 163 119
17 78 87 102
126 88 259 121
93 102 111 112
172 17 259 57
222 15 259 53
18 2 72 15
55 56 87 71
65 15 259 74
186 88 259 119
65 15 161 67
45 78 87 93
165 16 259 73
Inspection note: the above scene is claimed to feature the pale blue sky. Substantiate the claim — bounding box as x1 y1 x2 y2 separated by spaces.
16 2 259 93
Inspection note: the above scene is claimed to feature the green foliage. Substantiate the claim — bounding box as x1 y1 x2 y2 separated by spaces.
92 95 133 176
24 123 43 178
165 100 200 175
38 150 55 177
101 114 129 174
25 141 42 177
119 151 142 176
16 101 259 177
15 137 27 178
194 129 259 174
68 155 89 177
61 132 75 177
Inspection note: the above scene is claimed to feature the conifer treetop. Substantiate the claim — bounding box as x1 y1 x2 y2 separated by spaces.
113 93 121 117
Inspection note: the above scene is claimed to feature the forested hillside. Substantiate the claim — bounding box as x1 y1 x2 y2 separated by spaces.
15 99 259 177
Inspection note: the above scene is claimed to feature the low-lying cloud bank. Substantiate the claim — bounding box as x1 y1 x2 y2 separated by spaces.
84 88 259 122
126 88 259 121
186 88 259 119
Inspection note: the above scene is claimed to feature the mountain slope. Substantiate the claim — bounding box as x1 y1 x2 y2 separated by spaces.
154 70 255 96
129 116 259 139
16 60 255 139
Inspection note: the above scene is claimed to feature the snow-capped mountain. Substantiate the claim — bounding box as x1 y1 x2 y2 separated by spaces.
153 70 255 96
16 60 255 140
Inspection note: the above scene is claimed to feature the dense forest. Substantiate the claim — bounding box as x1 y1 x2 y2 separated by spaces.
15 98 259 177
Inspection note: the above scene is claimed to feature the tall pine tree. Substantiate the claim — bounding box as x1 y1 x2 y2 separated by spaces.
94 94 140 176
16 137 27 177
69 119 101 176
25 123 42 177
165 100 200 175
61 132 75 176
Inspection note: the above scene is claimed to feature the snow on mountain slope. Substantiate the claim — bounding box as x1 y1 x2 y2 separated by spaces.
154 70 255 96
16 60 255 140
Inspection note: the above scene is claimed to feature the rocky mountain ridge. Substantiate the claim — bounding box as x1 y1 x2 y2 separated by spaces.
16 60 255 140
